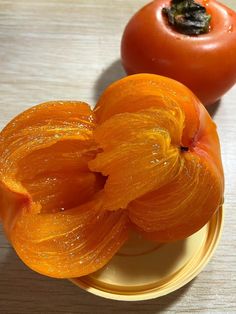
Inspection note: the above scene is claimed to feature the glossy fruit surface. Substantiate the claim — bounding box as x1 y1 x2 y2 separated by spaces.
121 0 236 106
0 74 224 278
0 101 128 278
93 74 224 241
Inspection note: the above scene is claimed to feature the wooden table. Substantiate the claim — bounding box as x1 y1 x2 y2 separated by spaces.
0 0 235 313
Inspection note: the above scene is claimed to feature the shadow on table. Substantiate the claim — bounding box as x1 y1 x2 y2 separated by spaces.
207 99 221 118
0 249 193 313
93 60 125 103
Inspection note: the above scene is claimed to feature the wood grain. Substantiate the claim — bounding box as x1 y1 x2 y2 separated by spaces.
0 0 235 313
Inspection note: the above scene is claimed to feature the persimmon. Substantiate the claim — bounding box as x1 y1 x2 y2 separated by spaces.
92 74 224 241
0 74 224 278
121 0 236 106
0 101 128 278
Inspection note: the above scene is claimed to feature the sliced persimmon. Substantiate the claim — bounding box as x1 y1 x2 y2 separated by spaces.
0 74 224 280
11 197 128 278
89 106 185 211
0 101 98 223
95 74 201 147
0 101 128 278
128 153 222 242
92 74 224 241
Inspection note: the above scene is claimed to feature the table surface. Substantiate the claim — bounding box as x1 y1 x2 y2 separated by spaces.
0 0 235 313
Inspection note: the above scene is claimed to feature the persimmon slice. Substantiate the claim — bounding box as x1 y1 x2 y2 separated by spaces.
11 199 128 278
95 74 201 147
0 101 128 278
89 106 184 211
92 74 224 241
0 74 224 279
128 153 222 242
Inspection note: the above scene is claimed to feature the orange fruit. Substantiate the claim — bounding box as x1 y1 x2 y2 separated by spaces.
91 74 224 241
0 101 128 278
0 74 224 278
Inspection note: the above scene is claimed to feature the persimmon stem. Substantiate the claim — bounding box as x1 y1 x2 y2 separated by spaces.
180 146 189 152
162 0 211 35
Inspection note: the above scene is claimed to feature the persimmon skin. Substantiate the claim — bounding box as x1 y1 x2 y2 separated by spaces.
121 0 236 106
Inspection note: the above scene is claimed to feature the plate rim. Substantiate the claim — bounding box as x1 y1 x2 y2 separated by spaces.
70 207 224 301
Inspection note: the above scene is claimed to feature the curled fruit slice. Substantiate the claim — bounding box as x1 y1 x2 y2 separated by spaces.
0 101 128 278
11 198 128 278
89 106 184 211
92 74 224 241
0 74 224 279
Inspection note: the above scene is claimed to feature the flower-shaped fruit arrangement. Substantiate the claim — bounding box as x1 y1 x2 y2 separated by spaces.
0 74 224 278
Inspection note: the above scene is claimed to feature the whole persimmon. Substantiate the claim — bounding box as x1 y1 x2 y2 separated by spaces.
0 74 224 279
121 0 236 106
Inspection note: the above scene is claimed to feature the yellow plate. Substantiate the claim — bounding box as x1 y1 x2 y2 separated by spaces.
71 207 223 301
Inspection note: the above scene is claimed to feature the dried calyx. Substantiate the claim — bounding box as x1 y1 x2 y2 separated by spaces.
162 0 211 35
180 146 189 152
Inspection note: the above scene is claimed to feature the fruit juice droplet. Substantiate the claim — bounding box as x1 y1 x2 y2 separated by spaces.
202 0 209 7
227 25 233 33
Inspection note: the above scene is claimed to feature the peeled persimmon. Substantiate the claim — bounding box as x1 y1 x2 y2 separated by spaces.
0 74 224 279
0 101 128 278
92 74 224 241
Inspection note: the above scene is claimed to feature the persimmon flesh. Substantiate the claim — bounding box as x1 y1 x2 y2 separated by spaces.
0 101 128 278
0 75 224 278
92 74 224 241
